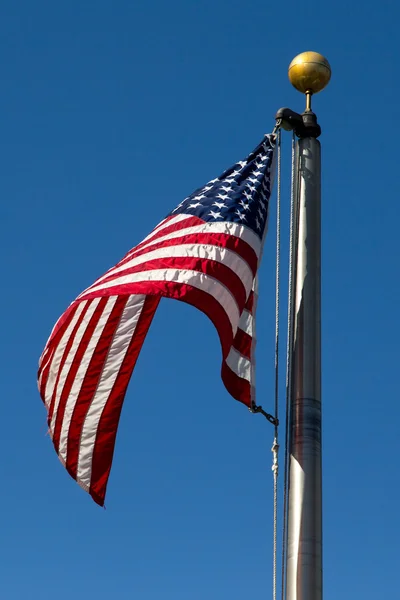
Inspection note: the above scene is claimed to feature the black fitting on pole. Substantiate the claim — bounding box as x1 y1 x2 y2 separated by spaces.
251 404 279 426
275 107 321 139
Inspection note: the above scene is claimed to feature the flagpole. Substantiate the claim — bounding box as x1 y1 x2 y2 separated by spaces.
282 52 331 600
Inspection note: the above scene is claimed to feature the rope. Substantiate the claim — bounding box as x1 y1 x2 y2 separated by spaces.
280 131 298 600
271 127 281 600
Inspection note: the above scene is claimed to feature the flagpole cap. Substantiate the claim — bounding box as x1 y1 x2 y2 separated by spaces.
288 52 331 95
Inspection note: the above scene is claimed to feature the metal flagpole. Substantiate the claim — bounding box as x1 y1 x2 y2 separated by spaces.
277 52 331 600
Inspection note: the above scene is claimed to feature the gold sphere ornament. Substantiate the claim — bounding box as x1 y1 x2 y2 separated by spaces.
288 51 331 95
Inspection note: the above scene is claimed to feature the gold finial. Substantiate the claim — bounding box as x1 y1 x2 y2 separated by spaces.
288 51 331 112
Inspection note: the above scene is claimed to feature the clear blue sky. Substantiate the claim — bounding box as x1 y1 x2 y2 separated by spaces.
1 1 399 598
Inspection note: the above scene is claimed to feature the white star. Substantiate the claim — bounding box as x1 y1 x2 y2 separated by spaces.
193 194 207 201
235 210 246 221
255 217 261 230
253 170 263 177
213 201 225 209
259 198 266 210
243 190 252 200
257 207 263 219
189 202 202 208
248 176 258 184
239 200 250 210
219 185 232 192
246 183 256 192
238 160 247 168
209 210 223 219
226 169 241 180
217 193 229 200
207 178 219 185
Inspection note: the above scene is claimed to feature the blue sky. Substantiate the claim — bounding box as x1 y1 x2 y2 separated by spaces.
1 1 399 598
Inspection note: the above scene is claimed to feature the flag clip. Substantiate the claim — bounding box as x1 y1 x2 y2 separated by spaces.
251 404 279 426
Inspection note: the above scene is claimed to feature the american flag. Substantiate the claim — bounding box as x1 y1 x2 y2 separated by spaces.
38 134 276 505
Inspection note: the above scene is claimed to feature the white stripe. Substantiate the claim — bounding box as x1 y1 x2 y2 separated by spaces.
38 347 53 390
238 309 253 337
252 274 259 294
76 294 147 489
49 298 102 435
44 302 88 409
123 221 261 260
80 268 240 335
88 244 254 298
58 296 119 462
225 347 252 382
78 222 261 301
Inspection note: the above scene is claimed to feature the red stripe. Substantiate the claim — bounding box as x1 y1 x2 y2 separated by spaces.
126 232 259 274
74 281 235 357
79 282 234 358
47 302 92 425
221 361 252 407
88 295 160 506
65 296 129 481
87 256 248 313
38 303 81 401
125 216 204 257
231 329 252 360
167 285 234 358
51 297 109 453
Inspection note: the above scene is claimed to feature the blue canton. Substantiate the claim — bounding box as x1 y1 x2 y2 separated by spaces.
169 135 276 239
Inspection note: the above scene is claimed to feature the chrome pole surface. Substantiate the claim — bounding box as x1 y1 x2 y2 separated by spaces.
286 136 322 600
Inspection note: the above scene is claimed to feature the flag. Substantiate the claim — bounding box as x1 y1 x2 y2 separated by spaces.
38 134 276 505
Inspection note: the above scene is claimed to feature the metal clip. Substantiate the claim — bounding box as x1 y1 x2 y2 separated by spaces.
272 118 282 137
251 404 279 426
